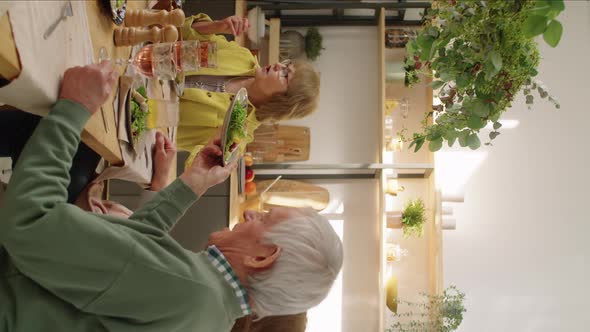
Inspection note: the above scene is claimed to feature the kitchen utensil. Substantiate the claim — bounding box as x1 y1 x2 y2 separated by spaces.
256 179 330 211
247 6 265 46
247 125 310 162
258 175 282 211
43 1 73 40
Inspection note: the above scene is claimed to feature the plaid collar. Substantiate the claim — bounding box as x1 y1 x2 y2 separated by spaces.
206 245 252 316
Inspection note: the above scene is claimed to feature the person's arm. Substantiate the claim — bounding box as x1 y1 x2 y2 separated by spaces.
181 13 249 40
0 63 116 231
137 189 158 207
149 131 176 192
129 131 186 229
128 135 237 231
131 131 176 217
0 63 236 318
0 63 132 308
191 15 249 36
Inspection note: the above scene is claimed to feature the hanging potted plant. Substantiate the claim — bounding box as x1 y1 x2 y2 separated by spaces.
387 198 426 238
305 27 325 61
403 0 565 152
387 286 466 332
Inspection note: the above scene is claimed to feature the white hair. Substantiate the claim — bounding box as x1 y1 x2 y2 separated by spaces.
247 208 343 319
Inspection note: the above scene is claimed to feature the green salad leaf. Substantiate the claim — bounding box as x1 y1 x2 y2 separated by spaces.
114 0 125 9
224 103 247 159
130 87 149 143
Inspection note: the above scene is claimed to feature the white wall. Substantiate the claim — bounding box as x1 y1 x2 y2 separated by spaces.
283 27 380 164
280 27 383 331
439 3 590 331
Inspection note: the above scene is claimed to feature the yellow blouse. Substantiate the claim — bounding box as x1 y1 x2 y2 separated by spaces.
178 14 261 169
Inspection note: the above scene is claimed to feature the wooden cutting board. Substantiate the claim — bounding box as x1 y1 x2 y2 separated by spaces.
246 124 310 162
239 179 329 221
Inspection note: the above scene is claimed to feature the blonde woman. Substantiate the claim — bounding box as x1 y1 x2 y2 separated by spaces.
179 14 320 167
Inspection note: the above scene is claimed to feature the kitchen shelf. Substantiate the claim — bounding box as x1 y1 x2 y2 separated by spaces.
378 7 442 329
251 163 433 179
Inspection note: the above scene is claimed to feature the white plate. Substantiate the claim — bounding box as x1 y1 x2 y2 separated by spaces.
247 6 265 46
220 88 249 166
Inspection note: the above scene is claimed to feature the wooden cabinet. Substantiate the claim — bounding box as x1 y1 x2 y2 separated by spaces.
377 9 443 329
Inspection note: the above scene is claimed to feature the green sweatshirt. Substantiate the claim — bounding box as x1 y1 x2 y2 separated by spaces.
0 100 244 332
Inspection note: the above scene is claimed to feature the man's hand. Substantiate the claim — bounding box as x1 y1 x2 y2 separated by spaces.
59 61 118 115
150 131 177 192
179 136 237 197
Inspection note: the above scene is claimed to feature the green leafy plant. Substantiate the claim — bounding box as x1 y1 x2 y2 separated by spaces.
523 0 565 47
403 0 564 152
402 199 426 238
305 27 325 61
404 59 421 87
387 286 466 332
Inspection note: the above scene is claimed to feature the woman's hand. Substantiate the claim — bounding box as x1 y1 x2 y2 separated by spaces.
59 61 118 115
150 131 177 192
179 135 237 197
192 15 250 37
219 15 250 36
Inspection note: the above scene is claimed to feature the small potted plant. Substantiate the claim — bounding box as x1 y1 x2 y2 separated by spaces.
387 286 466 332
305 27 325 61
387 198 427 238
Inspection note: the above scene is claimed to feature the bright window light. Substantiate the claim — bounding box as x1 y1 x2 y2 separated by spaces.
307 219 344 332
435 151 488 194
483 119 520 130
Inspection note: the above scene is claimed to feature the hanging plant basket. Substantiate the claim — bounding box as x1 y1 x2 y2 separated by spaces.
403 0 565 152
305 27 325 61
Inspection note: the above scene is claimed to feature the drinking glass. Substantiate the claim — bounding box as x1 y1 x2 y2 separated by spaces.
99 44 177 80
98 47 110 62
129 42 178 80
174 40 199 72
173 40 218 70
199 41 218 68
102 40 218 79
172 40 218 95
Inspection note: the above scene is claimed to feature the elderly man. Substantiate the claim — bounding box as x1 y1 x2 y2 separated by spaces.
0 62 342 332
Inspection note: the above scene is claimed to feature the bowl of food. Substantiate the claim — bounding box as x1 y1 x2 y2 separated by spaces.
221 88 249 166
247 6 265 46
